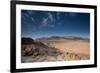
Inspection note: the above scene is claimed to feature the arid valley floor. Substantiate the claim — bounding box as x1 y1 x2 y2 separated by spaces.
21 37 90 63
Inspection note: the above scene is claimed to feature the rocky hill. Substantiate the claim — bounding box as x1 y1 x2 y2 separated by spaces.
21 37 62 62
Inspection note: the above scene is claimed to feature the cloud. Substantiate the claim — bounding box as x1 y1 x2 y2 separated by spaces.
22 13 30 20
47 12 54 22
40 17 55 28
56 12 60 20
41 17 48 27
24 13 29 17
27 10 33 14
22 12 35 23
31 17 35 23
27 10 35 15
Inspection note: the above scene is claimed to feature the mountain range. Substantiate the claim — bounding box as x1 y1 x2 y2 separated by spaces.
36 36 89 41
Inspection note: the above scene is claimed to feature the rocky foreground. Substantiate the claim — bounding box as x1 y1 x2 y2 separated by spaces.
21 37 89 63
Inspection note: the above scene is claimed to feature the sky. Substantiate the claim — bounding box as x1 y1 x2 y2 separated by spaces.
21 10 90 39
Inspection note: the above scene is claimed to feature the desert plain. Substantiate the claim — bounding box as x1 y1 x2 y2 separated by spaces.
21 37 90 63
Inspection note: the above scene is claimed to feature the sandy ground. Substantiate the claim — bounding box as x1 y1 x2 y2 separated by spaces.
21 40 90 63
43 40 90 55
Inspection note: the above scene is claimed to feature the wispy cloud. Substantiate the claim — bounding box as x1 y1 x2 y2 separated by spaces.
22 12 35 23
31 17 35 23
22 13 30 20
56 12 60 20
41 17 48 27
41 17 55 28
24 13 29 17
27 10 35 15
47 12 54 22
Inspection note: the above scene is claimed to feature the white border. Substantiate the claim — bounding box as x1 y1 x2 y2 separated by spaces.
16 4 95 69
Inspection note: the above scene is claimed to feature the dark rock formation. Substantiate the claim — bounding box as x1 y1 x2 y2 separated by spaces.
21 37 62 57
